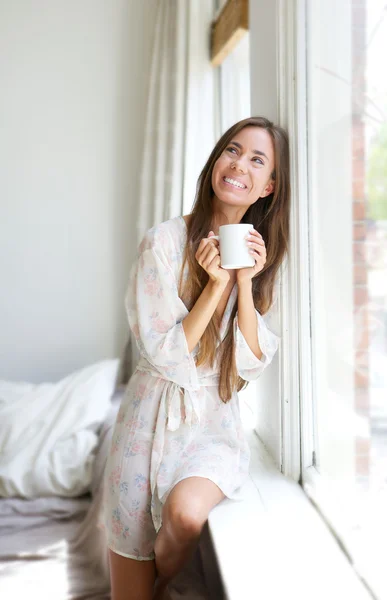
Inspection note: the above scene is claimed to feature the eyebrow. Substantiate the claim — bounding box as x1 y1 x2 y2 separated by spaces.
230 140 269 161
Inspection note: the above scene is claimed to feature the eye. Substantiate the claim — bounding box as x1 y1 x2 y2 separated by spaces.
253 157 264 165
226 146 237 154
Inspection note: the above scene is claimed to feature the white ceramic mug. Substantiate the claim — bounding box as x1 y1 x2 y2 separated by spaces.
212 223 255 269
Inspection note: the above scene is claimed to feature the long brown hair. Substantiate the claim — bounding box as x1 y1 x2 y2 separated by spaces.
179 116 290 402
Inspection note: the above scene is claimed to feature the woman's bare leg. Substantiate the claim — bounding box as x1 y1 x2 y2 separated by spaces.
153 476 225 598
108 549 156 600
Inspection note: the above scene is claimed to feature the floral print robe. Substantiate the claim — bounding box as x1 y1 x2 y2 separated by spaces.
102 216 280 560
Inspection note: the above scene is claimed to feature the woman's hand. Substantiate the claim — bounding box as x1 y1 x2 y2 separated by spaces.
195 231 230 286
237 228 267 284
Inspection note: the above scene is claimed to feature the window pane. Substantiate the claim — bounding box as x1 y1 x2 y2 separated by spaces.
306 0 387 595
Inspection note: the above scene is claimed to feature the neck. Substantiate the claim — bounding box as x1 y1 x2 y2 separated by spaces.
211 200 248 233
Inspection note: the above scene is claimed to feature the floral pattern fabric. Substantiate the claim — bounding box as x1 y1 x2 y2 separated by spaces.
102 216 280 560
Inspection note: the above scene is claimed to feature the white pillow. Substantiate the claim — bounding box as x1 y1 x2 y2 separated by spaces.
0 359 119 498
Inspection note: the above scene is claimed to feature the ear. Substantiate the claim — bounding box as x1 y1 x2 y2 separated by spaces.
261 179 275 198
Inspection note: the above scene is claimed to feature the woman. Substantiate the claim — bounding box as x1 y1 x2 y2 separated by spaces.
103 116 290 599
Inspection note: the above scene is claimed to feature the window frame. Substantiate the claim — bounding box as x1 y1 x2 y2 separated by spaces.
208 1 379 597
249 0 315 481
278 0 315 482
250 0 382 594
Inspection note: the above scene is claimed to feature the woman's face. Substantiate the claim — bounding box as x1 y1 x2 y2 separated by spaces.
211 126 275 211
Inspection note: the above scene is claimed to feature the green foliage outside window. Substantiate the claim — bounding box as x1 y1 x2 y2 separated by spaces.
367 119 387 221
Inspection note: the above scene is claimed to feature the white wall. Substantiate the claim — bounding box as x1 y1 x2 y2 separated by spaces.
0 0 157 382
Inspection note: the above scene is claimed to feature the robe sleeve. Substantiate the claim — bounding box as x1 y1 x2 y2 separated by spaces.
233 283 281 381
125 230 199 389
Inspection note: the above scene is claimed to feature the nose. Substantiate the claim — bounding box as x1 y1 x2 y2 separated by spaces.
231 156 248 174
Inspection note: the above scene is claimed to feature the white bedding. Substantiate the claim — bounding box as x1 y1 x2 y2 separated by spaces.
0 359 119 497
0 389 222 599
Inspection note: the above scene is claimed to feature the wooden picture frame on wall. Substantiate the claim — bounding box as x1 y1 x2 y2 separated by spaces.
211 0 249 66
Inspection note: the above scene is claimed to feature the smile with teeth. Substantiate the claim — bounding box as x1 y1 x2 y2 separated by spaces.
223 176 247 189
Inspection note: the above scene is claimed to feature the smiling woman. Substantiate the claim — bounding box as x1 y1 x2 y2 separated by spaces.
211 127 276 213
104 116 290 600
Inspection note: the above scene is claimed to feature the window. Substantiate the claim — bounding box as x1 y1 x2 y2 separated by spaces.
212 0 255 425
218 31 250 132
303 1 387 596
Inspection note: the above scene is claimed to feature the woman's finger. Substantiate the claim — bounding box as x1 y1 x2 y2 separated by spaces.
248 242 266 256
249 247 263 260
196 239 214 262
250 250 266 265
197 237 210 254
249 249 266 271
202 244 220 269
208 253 222 271
246 233 265 246
196 235 219 256
249 228 263 240
201 238 220 260
207 237 219 248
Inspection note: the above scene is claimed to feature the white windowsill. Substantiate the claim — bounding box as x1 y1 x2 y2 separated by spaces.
207 430 373 600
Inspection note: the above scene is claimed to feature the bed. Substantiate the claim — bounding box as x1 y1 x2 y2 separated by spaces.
0 388 224 599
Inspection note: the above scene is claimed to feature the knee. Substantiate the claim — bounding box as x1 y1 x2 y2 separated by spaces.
164 502 205 543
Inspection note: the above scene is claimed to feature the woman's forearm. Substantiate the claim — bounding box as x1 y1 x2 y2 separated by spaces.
182 280 227 352
237 280 263 360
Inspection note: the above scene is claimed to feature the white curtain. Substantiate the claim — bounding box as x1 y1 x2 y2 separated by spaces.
137 0 218 241
120 0 217 381
137 0 185 240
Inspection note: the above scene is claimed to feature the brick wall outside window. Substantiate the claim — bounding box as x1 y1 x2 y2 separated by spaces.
352 0 371 485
